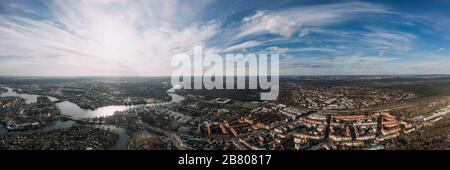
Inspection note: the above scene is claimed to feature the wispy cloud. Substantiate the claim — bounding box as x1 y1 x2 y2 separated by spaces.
362 27 416 51
223 40 263 52
0 0 449 76
0 0 219 76
233 2 388 40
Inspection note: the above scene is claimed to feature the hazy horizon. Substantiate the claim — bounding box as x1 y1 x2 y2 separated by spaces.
1 74 450 78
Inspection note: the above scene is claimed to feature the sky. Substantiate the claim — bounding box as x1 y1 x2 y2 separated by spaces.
0 0 450 76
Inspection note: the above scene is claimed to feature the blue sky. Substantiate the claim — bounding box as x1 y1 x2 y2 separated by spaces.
0 0 449 76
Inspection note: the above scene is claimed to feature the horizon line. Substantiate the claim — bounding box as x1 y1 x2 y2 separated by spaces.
1 74 450 78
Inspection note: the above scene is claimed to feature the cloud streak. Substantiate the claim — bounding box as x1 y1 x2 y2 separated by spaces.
0 0 449 76
234 2 388 39
0 0 221 76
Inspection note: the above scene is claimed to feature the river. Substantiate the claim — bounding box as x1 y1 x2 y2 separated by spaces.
0 86 185 149
0 86 184 119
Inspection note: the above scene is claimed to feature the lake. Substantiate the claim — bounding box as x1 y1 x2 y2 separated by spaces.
1 86 184 119
0 86 184 149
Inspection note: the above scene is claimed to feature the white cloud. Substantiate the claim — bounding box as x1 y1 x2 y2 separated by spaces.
239 10 297 37
362 29 415 51
9 3 38 15
279 54 399 75
298 28 310 37
234 2 387 40
1 0 449 76
263 47 290 54
291 47 340 53
222 40 263 52
0 0 219 76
